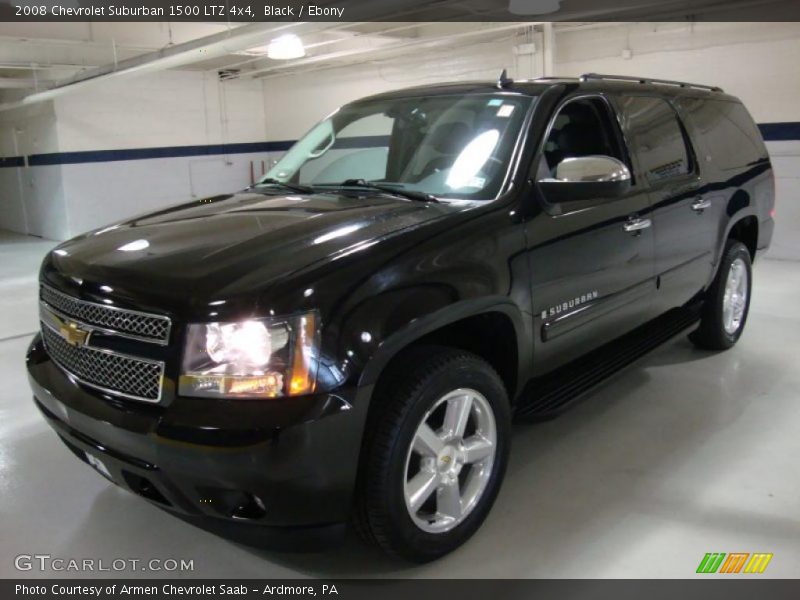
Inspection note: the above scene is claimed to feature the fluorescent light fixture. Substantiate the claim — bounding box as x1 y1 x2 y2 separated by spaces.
267 34 305 60
508 0 561 15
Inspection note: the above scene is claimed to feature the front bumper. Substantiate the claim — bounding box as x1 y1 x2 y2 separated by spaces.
26 334 371 537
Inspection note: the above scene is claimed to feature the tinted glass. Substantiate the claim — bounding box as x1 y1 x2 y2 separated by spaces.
263 94 534 200
679 98 767 171
542 97 627 177
622 96 692 183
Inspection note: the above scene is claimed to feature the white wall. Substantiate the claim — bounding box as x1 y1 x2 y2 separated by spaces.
0 70 272 239
53 70 273 236
262 32 537 140
556 22 800 121
555 22 800 260
55 70 269 151
0 102 69 240
61 152 272 235
0 30 532 240
1 22 798 254
766 143 800 260
262 22 800 259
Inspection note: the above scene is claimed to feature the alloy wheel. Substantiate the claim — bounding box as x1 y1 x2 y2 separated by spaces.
403 388 497 533
722 257 749 335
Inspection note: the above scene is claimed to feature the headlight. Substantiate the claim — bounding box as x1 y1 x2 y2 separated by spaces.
179 312 319 398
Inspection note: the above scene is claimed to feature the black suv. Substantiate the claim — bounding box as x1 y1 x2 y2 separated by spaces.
27 73 774 562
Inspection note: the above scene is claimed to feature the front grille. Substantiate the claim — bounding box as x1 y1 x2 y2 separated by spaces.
40 284 171 344
41 323 164 402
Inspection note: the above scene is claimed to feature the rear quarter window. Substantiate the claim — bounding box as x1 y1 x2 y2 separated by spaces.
679 98 768 171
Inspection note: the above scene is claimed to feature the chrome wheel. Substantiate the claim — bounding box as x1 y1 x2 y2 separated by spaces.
722 257 748 335
403 388 497 534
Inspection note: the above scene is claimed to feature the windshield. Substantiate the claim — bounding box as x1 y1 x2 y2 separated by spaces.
261 93 535 200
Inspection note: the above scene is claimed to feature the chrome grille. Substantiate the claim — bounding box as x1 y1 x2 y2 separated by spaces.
41 322 164 402
40 284 171 344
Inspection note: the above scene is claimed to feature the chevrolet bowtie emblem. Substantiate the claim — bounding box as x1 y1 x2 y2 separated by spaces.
59 321 90 347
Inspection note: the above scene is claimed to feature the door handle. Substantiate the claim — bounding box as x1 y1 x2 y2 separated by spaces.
691 197 712 212
623 217 652 234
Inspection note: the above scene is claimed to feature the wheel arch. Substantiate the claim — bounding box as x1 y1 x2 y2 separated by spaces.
726 214 759 262
357 298 531 403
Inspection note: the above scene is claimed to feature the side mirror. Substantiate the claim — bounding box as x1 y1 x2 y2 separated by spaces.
538 155 631 203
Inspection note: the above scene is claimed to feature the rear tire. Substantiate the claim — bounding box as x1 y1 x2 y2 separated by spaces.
690 240 752 350
354 346 511 562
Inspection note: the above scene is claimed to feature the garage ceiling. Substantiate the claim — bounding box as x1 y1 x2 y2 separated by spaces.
0 0 796 104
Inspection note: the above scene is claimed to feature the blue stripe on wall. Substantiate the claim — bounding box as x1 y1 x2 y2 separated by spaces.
0 156 24 168
0 127 795 169
758 122 800 142
27 140 295 167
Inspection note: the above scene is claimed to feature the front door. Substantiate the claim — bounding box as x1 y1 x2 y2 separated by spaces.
525 94 657 376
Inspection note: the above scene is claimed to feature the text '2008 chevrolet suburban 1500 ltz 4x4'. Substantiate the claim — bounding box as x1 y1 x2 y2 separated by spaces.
27 72 774 562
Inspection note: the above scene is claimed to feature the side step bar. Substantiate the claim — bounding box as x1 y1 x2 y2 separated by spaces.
515 306 702 421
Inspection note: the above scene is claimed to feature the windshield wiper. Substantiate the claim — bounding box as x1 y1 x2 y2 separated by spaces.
254 178 316 194
332 179 439 203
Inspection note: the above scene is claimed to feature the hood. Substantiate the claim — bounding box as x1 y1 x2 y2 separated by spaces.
43 190 465 312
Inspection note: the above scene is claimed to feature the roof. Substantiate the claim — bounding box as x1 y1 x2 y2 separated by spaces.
354 74 738 104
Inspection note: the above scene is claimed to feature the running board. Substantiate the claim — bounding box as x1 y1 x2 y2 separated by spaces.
515 306 702 421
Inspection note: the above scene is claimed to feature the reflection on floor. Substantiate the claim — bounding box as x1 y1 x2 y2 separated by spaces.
1 230 798 578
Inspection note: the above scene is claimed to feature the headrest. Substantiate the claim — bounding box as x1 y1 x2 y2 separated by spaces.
429 122 472 154
556 121 604 157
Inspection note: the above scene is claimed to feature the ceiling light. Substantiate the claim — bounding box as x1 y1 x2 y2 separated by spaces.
267 34 305 60
508 0 561 15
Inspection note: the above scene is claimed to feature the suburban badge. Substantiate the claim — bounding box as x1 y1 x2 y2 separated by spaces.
542 290 599 320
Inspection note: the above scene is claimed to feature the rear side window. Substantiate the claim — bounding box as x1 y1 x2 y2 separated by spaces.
621 96 693 184
678 98 767 171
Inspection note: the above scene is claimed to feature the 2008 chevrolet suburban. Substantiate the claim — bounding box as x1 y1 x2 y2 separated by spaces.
27 73 775 562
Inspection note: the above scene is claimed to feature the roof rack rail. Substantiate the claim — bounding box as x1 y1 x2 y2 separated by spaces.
579 73 723 93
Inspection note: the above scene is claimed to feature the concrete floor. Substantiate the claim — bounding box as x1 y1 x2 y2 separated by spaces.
1 229 798 579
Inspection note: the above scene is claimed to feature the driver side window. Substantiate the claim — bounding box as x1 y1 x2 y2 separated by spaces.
541 97 627 179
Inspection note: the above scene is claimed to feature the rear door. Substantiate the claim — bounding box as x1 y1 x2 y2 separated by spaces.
526 94 657 375
617 95 716 312
675 96 773 265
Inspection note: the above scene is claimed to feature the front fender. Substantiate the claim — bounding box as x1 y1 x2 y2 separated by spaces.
351 295 531 393
262 199 532 401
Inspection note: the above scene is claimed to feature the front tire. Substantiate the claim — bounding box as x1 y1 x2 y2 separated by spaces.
355 347 511 562
690 240 752 350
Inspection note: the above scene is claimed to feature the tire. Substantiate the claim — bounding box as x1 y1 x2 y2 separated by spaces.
354 346 511 562
690 240 753 350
